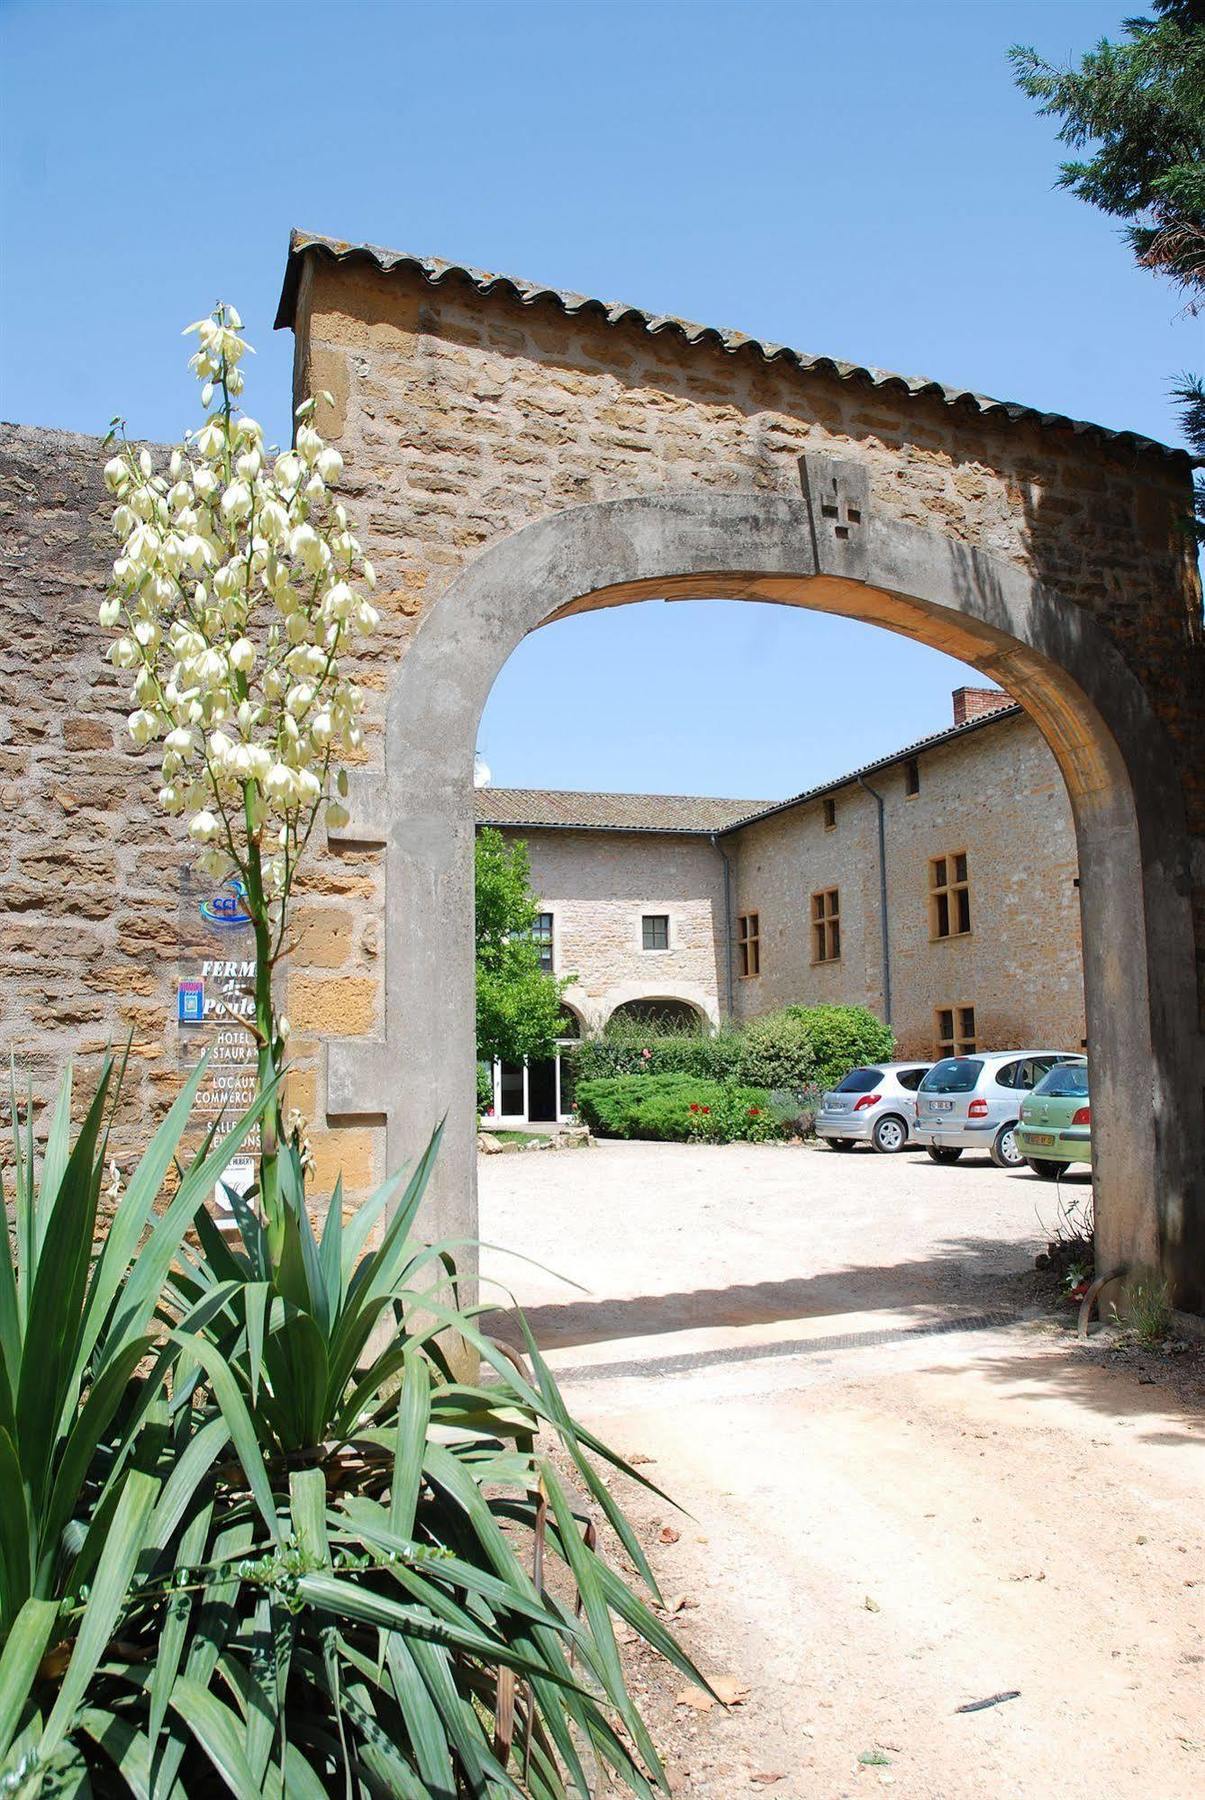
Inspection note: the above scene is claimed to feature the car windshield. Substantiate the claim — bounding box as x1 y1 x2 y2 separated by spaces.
919 1058 983 1094
1033 1063 1090 1099
835 1069 883 1093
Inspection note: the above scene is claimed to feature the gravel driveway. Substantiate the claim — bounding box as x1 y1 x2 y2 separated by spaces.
480 1141 1204 1800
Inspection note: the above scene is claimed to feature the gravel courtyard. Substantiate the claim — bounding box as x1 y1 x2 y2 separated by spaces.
480 1141 1205 1799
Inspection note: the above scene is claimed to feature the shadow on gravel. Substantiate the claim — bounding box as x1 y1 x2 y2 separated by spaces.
934 1331 1205 1443
483 1234 1028 1351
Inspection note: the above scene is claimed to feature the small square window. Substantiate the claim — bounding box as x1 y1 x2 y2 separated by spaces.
641 914 669 952
936 1004 976 1058
904 757 920 797
822 797 837 830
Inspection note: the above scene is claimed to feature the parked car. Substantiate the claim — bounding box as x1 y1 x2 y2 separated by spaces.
1015 1061 1092 1177
817 1062 933 1154
915 1050 1086 1168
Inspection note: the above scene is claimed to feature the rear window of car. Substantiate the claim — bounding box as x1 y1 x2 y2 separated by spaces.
919 1058 983 1094
897 1068 929 1092
1033 1063 1089 1099
835 1068 884 1093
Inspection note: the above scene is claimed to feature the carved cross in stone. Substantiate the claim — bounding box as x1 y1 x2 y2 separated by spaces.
799 451 870 580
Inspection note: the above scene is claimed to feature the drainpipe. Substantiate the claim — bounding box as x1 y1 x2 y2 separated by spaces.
710 833 735 1023
856 775 892 1027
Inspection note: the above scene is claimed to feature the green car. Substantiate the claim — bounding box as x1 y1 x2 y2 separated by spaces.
1015 1060 1092 1177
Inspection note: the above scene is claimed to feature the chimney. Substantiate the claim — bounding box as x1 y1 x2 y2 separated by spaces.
952 686 1005 727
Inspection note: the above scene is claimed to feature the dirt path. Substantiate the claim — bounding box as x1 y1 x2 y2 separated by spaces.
481 1142 1205 1798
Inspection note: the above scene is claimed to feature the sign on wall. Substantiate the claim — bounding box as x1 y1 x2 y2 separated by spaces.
177 868 262 1219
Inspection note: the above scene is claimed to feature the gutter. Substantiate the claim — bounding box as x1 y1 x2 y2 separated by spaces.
856 775 892 1027
710 833 735 1023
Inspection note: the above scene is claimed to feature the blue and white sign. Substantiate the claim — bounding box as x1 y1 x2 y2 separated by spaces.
177 978 205 1026
199 878 253 929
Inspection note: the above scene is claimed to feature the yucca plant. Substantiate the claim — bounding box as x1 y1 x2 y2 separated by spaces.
0 1051 276 1794
1 1100 704 1796
103 1130 702 1797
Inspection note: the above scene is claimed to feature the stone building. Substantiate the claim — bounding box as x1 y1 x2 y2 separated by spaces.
1 224 1201 1301
476 688 1085 1124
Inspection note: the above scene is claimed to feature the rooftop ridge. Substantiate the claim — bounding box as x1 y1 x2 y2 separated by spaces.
277 230 1191 465
472 699 1023 836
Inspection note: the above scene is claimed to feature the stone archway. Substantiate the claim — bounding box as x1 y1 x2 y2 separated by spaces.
327 467 1203 1307
606 995 714 1033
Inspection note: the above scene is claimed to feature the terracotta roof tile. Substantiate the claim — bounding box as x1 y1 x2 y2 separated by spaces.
277 230 1191 464
474 788 769 834
474 700 1023 838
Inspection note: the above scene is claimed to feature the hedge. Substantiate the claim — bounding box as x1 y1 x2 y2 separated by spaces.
575 1073 791 1143
564 1004 894 1096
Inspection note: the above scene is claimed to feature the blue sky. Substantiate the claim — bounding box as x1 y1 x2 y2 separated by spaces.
2 0 1196 799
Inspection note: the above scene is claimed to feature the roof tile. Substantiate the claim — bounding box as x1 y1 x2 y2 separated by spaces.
277 230 1190 463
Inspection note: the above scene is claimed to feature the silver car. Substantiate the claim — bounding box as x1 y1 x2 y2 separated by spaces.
816 1062 933 1154
915 1049 1086 1169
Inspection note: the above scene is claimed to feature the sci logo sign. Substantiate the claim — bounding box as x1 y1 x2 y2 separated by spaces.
199 877 252 929
177 978 205 1026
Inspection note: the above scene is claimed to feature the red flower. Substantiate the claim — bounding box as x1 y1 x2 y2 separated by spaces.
701 1105 710 1114
748 1106 760 1116
689 1103 700 1113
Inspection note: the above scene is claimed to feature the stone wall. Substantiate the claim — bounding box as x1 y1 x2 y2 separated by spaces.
729 710 1085 1055
0 422 383 1195
499 710 1085 1063
2 236 1200 1216
292 249 1202 864
498 826 728 1030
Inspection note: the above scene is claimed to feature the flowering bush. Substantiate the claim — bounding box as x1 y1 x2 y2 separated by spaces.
100 303 379 1237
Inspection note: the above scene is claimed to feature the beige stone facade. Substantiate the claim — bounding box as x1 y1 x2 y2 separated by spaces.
482 697 1085 1105
1 228 1201 1296
727 703 1084 1054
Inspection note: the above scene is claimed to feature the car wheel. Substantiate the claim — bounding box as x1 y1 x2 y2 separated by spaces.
991 1121 1025 1169
1026 1157 1063 1180
872 1115 908 1154
926 1145 963 1164
827 1137 856 1152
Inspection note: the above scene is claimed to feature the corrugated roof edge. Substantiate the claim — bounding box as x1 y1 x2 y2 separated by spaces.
719 702 1024 834
276 230 1192 464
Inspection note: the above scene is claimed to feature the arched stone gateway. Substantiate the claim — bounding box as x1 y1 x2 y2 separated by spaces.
279 232 1204 1310
325 483 1202 1305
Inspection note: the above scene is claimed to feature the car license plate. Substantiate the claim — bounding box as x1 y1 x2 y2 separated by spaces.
1027 1131 1055 1147
931 1100 954 1112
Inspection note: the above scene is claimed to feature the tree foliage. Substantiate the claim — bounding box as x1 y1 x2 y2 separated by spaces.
475 827 572 1065
1011 1 1205 528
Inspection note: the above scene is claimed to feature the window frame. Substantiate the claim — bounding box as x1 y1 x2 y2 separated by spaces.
822 797 837 831
737 911 761 979
640 912 670 953
531 911 555 973
810 886 841 964
935 1003 976 1059
929 849 971 940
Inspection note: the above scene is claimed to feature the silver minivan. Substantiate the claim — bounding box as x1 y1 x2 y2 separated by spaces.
816 1062 933 1154
915 1050 1086 1168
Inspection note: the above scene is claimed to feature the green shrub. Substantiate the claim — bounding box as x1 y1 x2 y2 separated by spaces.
476 1057 494 1115
576 1072 788 1143
567 1005 894 1097
568 1025 743 1086
782 1003 896 1089
736 1009 818 1090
